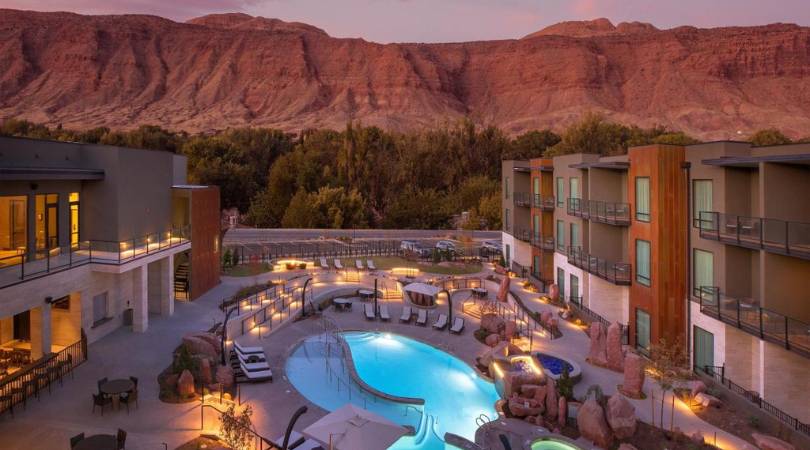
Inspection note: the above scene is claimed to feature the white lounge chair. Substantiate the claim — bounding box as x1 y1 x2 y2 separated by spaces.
355 259 364 270
319 257 329 269
379 304 390 321
364 303 376 320
450 317 465 334
416 309 427 326
232 347 266 363
367 259 376 270
432 313 448 330
334 259 343 269
239 361 273 382
234 341 263 355
399 306 412 323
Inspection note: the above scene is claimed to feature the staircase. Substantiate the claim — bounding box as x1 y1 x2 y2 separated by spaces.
174 262 189 300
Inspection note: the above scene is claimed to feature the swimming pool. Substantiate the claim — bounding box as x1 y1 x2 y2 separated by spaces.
286 331 500 449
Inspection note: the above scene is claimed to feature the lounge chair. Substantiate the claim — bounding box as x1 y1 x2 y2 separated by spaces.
364 303 376 320
379 304 390 321
432 313 448 330
239 361 273 382
319 257 329 269
355 259 364 270
234 341 263 355
334 259 343 269
367 259 376 271
232 348 267 364
416 309 427 326
399 306 412 322
450 317 465 334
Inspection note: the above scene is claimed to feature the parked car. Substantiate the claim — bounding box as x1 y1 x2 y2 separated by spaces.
435 240 457 252
482 240 502 252
400 240 419 252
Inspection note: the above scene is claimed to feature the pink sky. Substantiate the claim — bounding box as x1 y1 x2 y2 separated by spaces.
2 0 809 43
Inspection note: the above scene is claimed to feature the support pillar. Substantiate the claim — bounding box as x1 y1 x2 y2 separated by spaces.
161 254 175 317
132 265 149 333
30 303 52 360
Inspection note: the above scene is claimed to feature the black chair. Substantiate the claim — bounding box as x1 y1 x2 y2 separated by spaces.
116 428 127 449
92 393 112 415
120 389 138 413
129 376 138 391
97 377 108 394
70 433 85 449
58 354 74 380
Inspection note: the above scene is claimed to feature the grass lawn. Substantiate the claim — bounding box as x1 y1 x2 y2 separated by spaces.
337 256 482 275
221 262 272 277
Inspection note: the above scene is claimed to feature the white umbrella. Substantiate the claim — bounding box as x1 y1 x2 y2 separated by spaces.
302 404 408 450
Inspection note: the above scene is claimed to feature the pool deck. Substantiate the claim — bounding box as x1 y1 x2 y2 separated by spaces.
0 264 756 450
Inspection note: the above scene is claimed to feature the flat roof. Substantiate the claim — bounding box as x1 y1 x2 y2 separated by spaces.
172 184 212 189
702 153 810 168
569 161 630 170
0 167 105 181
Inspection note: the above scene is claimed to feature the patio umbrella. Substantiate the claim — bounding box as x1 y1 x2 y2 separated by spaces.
302 404 408 450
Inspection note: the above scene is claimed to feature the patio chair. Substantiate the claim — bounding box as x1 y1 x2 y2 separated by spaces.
334 259 343 269
355 259 364 270
92 393 112 415
117 428 127 450
238 361 273 382
364 303 376 320
129 376 138 391
399 306 412 323
70 433 85 449
233 341 264 355
416 309 428 326
379 304 390 321
432 314 448 330
121 389 138 412
450 317 465 334
367 259 376 271
319 257 329 269
97 377 108 394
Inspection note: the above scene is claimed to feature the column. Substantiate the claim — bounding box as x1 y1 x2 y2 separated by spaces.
161 254 175 317
30 303 52 360
132 265 149 332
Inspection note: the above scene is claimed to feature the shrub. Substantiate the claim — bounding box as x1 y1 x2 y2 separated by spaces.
219 404 254 450
557 366 575 400
474 328 489 343
298 262 307 269
173 345 196 374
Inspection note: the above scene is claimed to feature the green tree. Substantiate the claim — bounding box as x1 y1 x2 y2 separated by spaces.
506 130 561 160
281 189 316 228
748 129 792 146
546 112 627 156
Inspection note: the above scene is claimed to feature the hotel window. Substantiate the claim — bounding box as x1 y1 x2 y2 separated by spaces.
693 180 713 229
0 196 27 263
92 292 109 326
570 222 580 248
504 177 510 199
569 177 580 199
504 208 510 231
69 192 80 248
35 194 59 255
570 274 580 304
693 249 714 299
635 177 650 222
636 309 651 355
52 295 70 311
636 239 651 286
556 177 564 207
533 215 540 238
533 177 540 196
533 255 541 278
556 220 565 250
557 267 566 299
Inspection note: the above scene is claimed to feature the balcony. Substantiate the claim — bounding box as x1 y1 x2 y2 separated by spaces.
0 226 190 289
512 228 532 243
513 192 532 208
532 195 555 212
697 287 810 360
697 212 810 261
531 233 555 251
567 246 631 285
567 198 631 226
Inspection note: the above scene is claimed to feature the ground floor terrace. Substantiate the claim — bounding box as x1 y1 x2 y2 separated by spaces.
0 259 782 450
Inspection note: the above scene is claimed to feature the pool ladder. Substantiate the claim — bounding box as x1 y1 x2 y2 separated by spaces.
475 413 492 428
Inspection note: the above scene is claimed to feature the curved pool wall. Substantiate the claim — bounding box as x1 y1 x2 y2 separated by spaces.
286 331 500 450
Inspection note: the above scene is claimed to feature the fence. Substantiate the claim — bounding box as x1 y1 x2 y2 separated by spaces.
226 240 403 265
696 365 810 437
0 330 87 416
568 299 629 345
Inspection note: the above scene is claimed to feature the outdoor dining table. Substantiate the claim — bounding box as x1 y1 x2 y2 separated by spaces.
472 287 488 299
358 289 375 301
333 298 352 311
73 434 117 450
100 379 134 409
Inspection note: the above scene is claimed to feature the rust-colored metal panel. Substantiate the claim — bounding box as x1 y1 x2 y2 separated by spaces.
190 187 221 300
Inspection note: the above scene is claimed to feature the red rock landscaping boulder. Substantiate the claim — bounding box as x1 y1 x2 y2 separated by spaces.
752 433 795 450
545 377 558 419
606 322 625 371
182 335 218 359
485 333 501 347
558 396 567 428
606 394 637 439
199 358 213 385
503 320 517 339
588 323 608 366
690 380 707 397
695 392 722 407
577 398 613 449
481 314 505 335
620 353 645 398
177 369 195 397
216 365 235 389
508 396 543 417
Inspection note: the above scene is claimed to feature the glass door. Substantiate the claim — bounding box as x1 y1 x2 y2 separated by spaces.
69 193 80 248
557 267 565 299
693 326 715 372
636 309 651 355
570 274 580 305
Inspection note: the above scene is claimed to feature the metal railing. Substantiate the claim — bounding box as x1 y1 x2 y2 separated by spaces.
567 246 632 285
531 233 555 250
695 365 810 437
697 286 810 359
512 229 532 243
532 195 555 211
513 192 532 207
697 211 810 260
567 198 631 226
0 330 87 416
568 298 629 345
226 240 402 265
0 226 190 289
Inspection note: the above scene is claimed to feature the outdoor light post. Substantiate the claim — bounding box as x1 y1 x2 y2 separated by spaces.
374 278 378 315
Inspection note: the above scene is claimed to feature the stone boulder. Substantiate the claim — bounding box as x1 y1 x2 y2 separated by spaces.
540 311 553 327
508 396 543 417
695 392 722 408
177 369 195 397
485 333 501 347
503 321 517 339
558 396 567 428
620 353 645 398
545 377 558 420
577 398 613 449
588 323 608 366
606 394 637 439
187 332 221 354
520 384 543 398
690 431 705 444
496 276 510 302
690 380 707 397
525 415 544 427
481 314 505 335
503 370 544 399
549 284 559 302
199 358 214 385
215 365 235 389
533 384 547 406
752 433 796 450
182 336 218 360
606 322 625 372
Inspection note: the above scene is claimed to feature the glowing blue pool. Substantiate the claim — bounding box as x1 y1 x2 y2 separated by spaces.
286 331 500 449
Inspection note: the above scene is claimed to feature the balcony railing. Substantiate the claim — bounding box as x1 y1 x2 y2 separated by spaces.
697 286 810 360
531 233 555 251
512 228 532 243
568 299 629 345
567 246 631 285
567 198 631 226
532 195 555 211
0 226 190 289
513 192 532 207
697 211 810 261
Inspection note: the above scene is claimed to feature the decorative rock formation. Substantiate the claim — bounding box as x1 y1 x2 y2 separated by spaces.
605 322 625 371
577 398 613 449
588 322 608 366
503 370 544 399
619 353 645 398
216 365 235 389
508 396 543 417
477 341 523 367
481 314 505 335
199 358 213 385
690 380 707 397
497 276 510 302
690 431 705 444
558 396 567 428
520 384 542 398
485 333 501 347
177 369 195 397
695 392 722 407
540 311 553 327
606 394 637 439
503 321 517 339
545 378 558 420
549 284 559 302
752 433 796 450
187 332 221 354
182 335 218 359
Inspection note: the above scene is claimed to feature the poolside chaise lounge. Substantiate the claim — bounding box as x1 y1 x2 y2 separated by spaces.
238 361 273 382
334 259 343 269
355 259 364 270
450 317 465 334
432 313 448 330
367 259 376 270
399 306 412 322
416 308 427 326
234 341 263 355
364 303 376 320
319 257 329 269
379 304 390 321
231 346 267 364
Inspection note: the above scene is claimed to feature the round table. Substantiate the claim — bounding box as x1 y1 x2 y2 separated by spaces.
100 379 134 396
472 287 487 298
358 289 375 300
73 434 117 450
333 298 352 311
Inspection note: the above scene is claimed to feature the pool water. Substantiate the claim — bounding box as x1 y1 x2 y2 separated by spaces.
286 331 500 449
536 353 574 376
